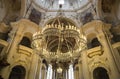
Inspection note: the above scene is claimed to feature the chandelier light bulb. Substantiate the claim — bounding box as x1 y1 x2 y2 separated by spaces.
57 67 63 73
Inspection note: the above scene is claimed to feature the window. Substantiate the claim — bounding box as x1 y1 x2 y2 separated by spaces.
59 0 64 4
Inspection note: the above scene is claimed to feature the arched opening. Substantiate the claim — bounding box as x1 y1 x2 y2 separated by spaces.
0 45 4 55
91 38 101 48
93 67 109 79
20 37 31 48
9 65 26 79
112 34 120 43
0 32 9 41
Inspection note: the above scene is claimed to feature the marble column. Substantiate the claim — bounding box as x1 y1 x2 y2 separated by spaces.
52 69 56 79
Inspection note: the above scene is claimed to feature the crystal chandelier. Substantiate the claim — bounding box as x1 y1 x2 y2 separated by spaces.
31 19 87 63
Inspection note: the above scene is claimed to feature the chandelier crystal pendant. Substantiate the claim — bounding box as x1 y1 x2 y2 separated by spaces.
31 21 87 63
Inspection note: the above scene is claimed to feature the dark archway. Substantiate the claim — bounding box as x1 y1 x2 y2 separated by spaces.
112 34 120 43
0 32 9 41
93 67 109 79
20 37 31 48
9 65 26 79
91 38 101 48
0 45 3 54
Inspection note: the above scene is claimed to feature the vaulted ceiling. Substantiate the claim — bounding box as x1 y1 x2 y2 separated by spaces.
34 0 89 11
0 0 120 26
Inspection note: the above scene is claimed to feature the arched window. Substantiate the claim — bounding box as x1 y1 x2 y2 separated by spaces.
93 67 109 79
9 65 26 79
20 37 31 48
91 38 101 48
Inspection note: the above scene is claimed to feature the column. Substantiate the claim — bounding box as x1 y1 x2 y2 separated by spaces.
98 32 120 78
65 70 68 79
35 59 42 79
52 69 55 79
28 54 38 79
47 64 52 79
78 60 83 79
74 67 77 79
68 64 74 79
7 26 22 62
81 51 90 79
41 65 46 79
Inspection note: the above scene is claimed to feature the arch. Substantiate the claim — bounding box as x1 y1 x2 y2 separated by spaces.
3 0 22 24
93 67 109 79
86 33 97 49
20 36 31 48
9 65 26 79
24 32 32 41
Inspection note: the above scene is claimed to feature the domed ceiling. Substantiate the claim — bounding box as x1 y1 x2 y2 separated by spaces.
34 0 89 11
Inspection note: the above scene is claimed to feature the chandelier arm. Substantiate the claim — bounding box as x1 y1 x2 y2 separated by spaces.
64 38 73 52
76 37 81 49
45 35 51 50
57 18 61 26
64 38 74 49
47 39 59 49
57 31 62 53
52 18 58 25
